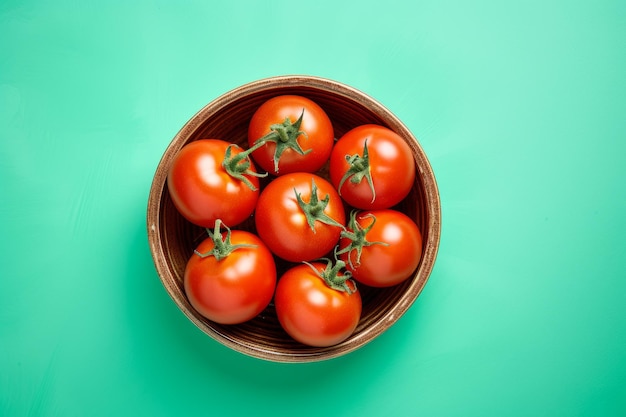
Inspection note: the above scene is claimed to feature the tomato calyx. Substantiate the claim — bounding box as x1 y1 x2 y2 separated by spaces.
304 258 356 294
295 178 345 233
222 144 268 191
335 210 389 269
252 109 311 173
337 139 376 203
194 219 257 261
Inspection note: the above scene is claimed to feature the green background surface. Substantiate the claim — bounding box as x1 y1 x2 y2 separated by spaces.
2 0 624 416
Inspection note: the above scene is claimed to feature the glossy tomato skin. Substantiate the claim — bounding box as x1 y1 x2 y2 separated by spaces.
338 209 422 287
254 173 346 262
248 95 334 175
329 124 415 210
167 139 260 228
184 230 276 325
274 262 362 347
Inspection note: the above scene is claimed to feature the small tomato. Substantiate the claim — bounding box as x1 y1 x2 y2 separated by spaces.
184 221 277 324
248 95 334 175
254 173 346 262
329 124 415 210
167 139 265 228
274 259 362 347
337 209 422 287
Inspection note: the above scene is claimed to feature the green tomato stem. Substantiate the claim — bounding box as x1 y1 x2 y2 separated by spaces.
252 109 311 173
222 144 268 191
294 178 345 233
337 139 376 203
304 258 356 294
194 220 257 261
335 210 389 269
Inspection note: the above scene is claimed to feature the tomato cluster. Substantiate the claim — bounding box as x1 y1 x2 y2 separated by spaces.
167 94 423 347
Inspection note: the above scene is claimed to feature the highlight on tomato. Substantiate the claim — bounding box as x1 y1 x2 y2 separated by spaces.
167 139 266 228
254 172 346 262
247 95 334 176
274 258 362 347
336 209 423 287
184 220 277 325
329 124 415 210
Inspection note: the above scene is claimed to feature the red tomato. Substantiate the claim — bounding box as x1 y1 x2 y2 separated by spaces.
167 139 263 228
184 223 276 325
274 260 362 347
254 173 346 262
337 209 422 287
248 95 334 175
329 124 415 210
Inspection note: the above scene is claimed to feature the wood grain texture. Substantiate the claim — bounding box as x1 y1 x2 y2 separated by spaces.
146 75 441 362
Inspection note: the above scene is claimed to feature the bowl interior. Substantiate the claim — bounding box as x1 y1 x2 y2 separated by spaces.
147 76 441 362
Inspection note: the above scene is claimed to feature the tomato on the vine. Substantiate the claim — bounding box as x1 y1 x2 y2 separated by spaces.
184 221 276 325
337 209 422 287
254 172 346 262
248 95 334 176
167 139 265 228
274 259 362 347
329 124 415 210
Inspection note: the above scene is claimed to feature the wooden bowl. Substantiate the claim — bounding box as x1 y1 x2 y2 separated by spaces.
147 75 441 362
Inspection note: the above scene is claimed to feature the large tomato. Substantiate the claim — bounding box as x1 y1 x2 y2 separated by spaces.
337 209 422 287
184 222 276 325
254 172 346 262
274 259 362 347
248 95 334 176
167 139 264 228
329 124 415 210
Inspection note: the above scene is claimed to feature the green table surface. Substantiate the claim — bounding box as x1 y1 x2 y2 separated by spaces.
2 0 624 416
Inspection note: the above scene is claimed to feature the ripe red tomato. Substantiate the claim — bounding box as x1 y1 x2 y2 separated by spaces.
184 223 276 325
167 139 264 228
329 124 415 210
248 95 334 176
254 172 346 262
337 209 422 287
274 260 362 347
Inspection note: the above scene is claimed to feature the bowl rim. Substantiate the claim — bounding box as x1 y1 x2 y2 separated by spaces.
146 74 441 362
